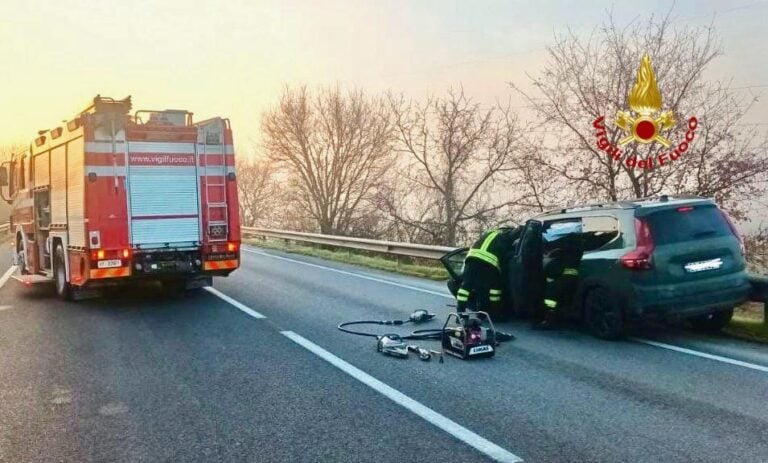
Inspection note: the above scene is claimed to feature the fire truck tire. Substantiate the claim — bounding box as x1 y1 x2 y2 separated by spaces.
16 234 29 275
54 245 72 301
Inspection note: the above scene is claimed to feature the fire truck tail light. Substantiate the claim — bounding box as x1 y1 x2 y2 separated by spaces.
91 250 105 260
122 249 131 259
227 242 238 252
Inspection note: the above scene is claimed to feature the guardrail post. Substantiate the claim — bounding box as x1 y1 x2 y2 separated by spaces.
764 302 767 325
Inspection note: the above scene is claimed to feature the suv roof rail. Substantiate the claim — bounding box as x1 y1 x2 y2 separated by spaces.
538 200 637 216
537 194 710 217
625 194 707 204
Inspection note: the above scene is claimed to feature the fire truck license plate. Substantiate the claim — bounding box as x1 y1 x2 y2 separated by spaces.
97 259 122 269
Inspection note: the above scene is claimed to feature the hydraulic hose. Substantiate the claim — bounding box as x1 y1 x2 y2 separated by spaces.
337 311 515 342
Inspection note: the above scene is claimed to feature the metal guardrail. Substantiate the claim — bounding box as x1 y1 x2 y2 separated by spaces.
0 222 8 233
241 227 455 260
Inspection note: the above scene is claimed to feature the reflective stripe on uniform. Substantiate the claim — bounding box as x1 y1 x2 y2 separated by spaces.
546 277 554 283
457 294 469 302
466 249 499 269
489 289 502 295
466 230 501 269
544 298 558 308
563 268 579 276
490 296 502 302
479 231 499 252
457 288 470 296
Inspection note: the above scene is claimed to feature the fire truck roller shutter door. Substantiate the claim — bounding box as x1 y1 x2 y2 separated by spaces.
127 142 201 246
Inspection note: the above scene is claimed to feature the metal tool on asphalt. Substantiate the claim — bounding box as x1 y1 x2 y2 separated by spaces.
377 334 409 358
408 345 431 361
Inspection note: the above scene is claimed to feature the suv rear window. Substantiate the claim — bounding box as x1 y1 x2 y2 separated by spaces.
646 205 731 245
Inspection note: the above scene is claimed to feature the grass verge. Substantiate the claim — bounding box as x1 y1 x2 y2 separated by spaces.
724 319 768 344
726 302 768 343
244 237 449 281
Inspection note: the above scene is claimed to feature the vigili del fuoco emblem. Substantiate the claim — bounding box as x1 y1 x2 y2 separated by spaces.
592 52 699 170
616 53 675 147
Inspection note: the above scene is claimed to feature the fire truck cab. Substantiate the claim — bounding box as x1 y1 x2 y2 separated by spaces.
0 96 241 299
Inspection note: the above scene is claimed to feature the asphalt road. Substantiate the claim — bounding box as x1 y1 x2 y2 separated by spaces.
2 243 768 462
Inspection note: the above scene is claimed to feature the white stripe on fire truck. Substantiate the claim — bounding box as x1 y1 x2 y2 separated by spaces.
198 145 235 155
85 141 233 155
15 197 33 209
84 141 126 153
84 165 236 176
86 166 127 176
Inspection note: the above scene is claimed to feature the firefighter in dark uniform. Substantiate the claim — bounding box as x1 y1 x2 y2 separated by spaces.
535 230 583 329
456 227 519 316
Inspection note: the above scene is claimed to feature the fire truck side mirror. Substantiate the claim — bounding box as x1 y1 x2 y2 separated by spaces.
0 163 10 202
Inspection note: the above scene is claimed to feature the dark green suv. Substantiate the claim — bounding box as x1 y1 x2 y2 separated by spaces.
442 195 751 339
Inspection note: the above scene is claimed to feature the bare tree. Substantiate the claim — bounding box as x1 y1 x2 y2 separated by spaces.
744 226 768 272
261 86 394 235
236 157 280 227
511 10 768 219
387 89 524 246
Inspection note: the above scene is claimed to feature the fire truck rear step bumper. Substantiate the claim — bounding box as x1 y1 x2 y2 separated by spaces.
11 273 53 285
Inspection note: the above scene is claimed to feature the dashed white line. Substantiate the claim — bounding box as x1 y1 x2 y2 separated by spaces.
281 330 523 463
0 265 18 289
243 248 452 299
204 286 266 319
631 337 768 374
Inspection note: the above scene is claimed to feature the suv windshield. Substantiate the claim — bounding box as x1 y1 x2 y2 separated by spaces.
646 205 732 245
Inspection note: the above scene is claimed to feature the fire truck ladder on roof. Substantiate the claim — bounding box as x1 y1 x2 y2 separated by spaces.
203 135 229 242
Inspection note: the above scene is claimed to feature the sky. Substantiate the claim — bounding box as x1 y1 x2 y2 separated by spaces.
0 0 766 156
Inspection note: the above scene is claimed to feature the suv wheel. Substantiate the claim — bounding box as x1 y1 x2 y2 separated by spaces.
584 286 625 340
54 245 72 301
689 308 733 333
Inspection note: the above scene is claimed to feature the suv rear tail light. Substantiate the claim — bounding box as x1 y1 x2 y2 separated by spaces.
620 218 654 270
720 209 745 255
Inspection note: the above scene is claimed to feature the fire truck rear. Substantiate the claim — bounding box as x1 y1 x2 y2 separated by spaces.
0 96 241 299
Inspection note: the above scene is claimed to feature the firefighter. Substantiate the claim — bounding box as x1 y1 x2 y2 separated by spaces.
534 230 583 329
456 227 519 317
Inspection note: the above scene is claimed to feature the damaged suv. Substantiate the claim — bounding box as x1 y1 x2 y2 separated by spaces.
442 195 751 339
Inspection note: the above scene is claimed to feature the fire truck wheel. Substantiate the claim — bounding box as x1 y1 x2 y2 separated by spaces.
54 245 72 301
16 235 29 275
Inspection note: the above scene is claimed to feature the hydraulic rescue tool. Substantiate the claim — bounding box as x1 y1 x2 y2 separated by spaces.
338 309 514 361
441 311 497 360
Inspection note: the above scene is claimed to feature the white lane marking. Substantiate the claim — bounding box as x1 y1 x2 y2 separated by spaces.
281 330 523 463
631 338 768 374
0 266 18 289
204 286 266 319
243 248 453 299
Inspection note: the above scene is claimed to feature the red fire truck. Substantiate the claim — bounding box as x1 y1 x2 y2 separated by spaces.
0 96 241 299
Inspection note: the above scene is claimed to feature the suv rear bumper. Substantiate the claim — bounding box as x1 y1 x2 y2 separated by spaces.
631 272 750 319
